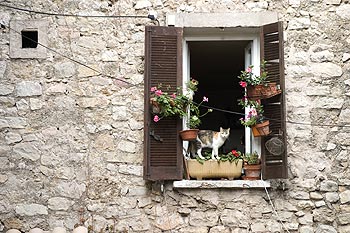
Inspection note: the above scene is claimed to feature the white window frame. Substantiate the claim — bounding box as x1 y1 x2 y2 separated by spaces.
182 32 261 156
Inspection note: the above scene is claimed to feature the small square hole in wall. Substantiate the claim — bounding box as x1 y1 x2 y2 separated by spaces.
21 30 38 48
10 20 48 59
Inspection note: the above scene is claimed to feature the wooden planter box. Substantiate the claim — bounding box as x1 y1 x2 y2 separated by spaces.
187 159 243 180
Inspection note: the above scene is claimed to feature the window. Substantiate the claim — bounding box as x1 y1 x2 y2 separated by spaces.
143 22 287 181
21 30 38 48
10 20 48 59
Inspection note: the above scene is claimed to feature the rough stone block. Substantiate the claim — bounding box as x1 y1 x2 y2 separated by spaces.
13 142 40 161
315 201 326 207
53 62 76 78
289 17 311 30
310 63 342 77
251 222 266 232
291 191 310 200
336 5 350 20
0 85 14 96
190 211 219 227
300 226 314 233
310 192 323 200
338 213 350 225
315 225 337 233
5 132 22 144
15 204 48 216
320 180 338 192
16 81 42 97
134 0 152 9
48 197 73 211
325 192 339 203
119 164 142 176
340 190 350 204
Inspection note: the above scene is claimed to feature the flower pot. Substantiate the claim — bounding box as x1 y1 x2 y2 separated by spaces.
187 159 243 180
243 163 261 180
179 129 199 141
247 83 281 100
150 98 161 114
251 120 270 137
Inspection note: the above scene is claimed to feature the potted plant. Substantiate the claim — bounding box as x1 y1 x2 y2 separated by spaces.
237 61 281 100
242 151 261 180
187 150 243 180
178 79 213 141
238 98 270 137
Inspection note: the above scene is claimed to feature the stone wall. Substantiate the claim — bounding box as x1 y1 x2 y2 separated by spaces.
0 0 350 232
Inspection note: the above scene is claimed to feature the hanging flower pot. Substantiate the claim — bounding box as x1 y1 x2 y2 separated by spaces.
179 129 199 141
247 82 281 100
251 120 270 137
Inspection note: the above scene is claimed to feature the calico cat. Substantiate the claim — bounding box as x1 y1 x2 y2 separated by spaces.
188 127 230 160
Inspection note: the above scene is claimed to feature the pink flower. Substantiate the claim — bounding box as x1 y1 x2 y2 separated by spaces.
150 86 157 92
155 90 163 96
246 67 252 73
239 81 247 88
153 115 160 122
203 96 208 102
171 93 177 98
250 109 257 116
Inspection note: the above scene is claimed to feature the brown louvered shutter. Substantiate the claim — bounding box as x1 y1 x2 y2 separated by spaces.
260 22 287 179
143 26 183 181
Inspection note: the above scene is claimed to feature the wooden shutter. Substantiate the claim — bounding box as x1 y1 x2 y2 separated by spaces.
260 22 288 179
143 26 183 181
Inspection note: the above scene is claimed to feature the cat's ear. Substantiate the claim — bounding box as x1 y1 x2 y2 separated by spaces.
228 128 230 132
220 127 223 131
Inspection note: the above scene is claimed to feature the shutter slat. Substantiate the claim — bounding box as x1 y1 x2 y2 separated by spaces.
144 26 183 181
260 22 287 179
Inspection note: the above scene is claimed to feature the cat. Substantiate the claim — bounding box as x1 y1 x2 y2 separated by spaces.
188 127 230 160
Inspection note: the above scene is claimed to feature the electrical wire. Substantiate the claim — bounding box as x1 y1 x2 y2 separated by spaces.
0 2 155 20
2 23 139 87
199 103 350 128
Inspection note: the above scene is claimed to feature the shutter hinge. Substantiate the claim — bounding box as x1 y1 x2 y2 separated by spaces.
150 130 163 142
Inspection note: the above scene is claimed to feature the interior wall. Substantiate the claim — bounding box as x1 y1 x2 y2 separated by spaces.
189 41 250 153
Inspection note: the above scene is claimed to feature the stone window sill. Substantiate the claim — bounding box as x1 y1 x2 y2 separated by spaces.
173 180 271 189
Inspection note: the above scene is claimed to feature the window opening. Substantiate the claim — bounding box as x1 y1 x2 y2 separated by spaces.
188 40 250 155
21 30 38 48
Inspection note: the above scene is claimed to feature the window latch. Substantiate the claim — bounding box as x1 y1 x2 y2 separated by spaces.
150 130 163 142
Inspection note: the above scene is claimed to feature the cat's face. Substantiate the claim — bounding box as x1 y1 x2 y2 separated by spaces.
219 127 230 138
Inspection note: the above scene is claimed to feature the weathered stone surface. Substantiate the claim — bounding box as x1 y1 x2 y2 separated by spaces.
77 97 109 108
300 226 314 233
315 201 326 207
320 180 338 192
315 225 337 233
338 213 350 225
190 211 219 227
16 81 42 97
48 197 73 211
29 98 44 110
155 213 183 231
54 62 76 78
290 191 310 200
209 226 230 233
298 213 313 225
0 117 27 129
220 209 248 228
343 53 350 62
46 83 69 95
56 181 86 199
310 192 323 200
0 174 8 184
112 106 128 121
5 132 22 144
310 63 342 77
310 50 334 62
314 97 343 109
117 140 136 153
119 164 142 176
336 4 350 20
13 142 41 161
340 190 350 204
134 0 152 9
0 85 14 95
15 204 48 216
325 0 341 5
289 17 311 30
325 192 339 203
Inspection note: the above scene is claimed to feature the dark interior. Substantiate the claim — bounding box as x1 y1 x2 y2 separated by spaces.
21 30 38 48
189 40 251 153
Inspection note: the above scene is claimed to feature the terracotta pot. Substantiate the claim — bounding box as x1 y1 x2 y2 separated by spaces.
187 159 243 180
251 120 270 137
179 129 199 141
243 163 261 180
247 83 281 100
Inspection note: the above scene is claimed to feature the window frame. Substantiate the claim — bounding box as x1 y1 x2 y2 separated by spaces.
182 31 262 156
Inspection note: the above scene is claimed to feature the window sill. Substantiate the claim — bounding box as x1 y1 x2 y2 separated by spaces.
173 180 270 189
